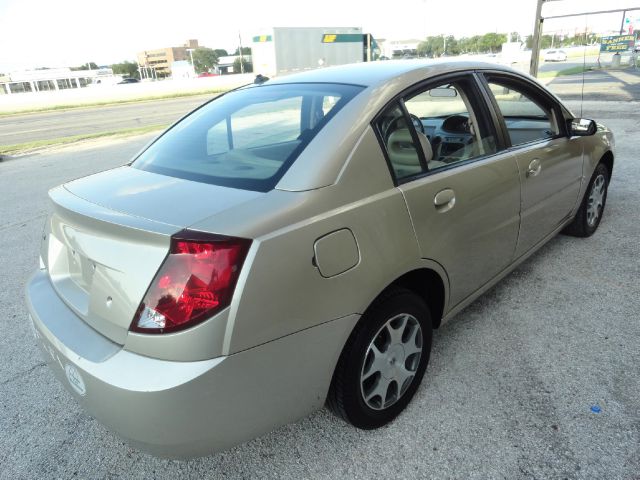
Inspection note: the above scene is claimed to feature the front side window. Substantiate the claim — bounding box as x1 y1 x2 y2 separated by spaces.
486 79 560 146
133 83 363 192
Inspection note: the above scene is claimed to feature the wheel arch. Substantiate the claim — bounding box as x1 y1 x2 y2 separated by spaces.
364 266 448 330
600 150 614 180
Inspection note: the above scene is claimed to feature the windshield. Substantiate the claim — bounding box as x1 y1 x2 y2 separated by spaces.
132 83 364 192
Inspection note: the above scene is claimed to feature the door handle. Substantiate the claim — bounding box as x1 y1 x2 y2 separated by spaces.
434 188 456 213
526 158 542 177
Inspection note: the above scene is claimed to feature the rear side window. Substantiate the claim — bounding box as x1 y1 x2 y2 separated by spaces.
133 83 363 192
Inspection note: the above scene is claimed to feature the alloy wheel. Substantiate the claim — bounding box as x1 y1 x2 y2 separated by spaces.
586 174 606 227
360 313 423 410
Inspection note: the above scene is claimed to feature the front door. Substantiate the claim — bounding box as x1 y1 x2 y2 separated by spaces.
483 76 583 257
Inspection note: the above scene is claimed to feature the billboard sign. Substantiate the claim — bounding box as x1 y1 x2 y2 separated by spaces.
600 34 636 52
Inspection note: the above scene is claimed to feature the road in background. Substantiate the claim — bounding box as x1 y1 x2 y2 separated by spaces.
0 94 214 146
2 67 638 149
546 69 640 101
0 102 638 479
0 74 254 114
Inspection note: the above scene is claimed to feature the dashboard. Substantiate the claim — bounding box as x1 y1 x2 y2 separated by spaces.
420 114 474 160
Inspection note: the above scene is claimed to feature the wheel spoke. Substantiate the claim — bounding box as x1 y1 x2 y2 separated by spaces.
395 364 415 392
362 344 388 381
402 324 422 358
386 314 408 345
365 375 391 402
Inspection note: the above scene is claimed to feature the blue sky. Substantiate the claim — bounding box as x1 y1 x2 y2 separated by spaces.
0 0 638 71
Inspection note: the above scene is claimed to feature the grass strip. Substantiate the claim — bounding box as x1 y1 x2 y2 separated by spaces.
0 88 229 117
0 123 167 156
538 66 592 78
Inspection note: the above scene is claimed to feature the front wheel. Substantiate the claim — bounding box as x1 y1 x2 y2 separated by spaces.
563 163 609 237
327 288 432 429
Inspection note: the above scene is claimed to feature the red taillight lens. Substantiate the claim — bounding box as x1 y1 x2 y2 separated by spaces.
130 231 251 334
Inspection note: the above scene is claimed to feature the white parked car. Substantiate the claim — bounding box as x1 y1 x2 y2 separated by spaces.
544 49 568 62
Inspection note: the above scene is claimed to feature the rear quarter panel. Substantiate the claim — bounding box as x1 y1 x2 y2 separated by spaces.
191 127 437 354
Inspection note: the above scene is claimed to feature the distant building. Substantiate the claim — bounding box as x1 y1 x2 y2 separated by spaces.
383 39 422 58
136 39 199 79
0 67 115 95
215 55 252 74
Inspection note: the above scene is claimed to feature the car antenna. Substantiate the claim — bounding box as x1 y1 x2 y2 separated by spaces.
254 74 269 85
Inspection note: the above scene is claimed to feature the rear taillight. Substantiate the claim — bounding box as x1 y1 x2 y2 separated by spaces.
130 230 251 334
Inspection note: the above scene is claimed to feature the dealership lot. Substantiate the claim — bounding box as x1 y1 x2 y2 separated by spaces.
0 102 638 479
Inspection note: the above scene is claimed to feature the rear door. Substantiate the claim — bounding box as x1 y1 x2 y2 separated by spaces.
480 74 583 257
375 73 521 308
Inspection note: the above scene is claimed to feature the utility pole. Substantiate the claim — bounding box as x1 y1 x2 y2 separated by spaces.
238 31 245 74
529 0 545 77
620 9 627 34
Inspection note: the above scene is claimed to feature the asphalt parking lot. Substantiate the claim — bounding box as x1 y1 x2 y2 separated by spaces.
0 102 638 479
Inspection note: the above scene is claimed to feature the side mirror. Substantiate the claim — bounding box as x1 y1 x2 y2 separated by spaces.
568 118 597 136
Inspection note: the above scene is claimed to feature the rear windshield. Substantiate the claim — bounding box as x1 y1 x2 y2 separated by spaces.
132 83 364 192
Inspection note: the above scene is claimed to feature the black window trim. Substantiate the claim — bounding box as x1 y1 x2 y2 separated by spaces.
371 70 507 186
477 70 569 150
398 98 429 171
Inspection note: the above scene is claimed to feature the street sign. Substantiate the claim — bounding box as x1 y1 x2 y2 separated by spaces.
600 34 636 52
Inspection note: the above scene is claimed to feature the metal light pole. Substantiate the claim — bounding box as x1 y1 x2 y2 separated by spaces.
186 48 195 75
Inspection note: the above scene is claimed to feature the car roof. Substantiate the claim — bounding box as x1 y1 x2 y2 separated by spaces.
268 59 572 192
265 59 522 90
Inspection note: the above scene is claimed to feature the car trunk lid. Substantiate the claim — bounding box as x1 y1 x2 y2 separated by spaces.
42 167 262 344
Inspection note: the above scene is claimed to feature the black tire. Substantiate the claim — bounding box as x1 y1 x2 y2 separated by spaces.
327 288 432 429
563 162 609 238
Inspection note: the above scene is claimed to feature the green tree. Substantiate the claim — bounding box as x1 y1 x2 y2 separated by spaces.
233 46 252 56
190 47 218 74
456 36 481 54
417 36 446 58
233 57 253 73
445 36 459 55
70 62 99 71
111 60 139 79
213 49 228 57
479 33 507 53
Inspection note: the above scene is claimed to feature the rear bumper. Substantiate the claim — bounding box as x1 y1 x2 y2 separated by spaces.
26 270 358 457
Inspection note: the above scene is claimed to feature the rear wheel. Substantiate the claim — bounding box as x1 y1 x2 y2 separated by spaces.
327 288 432 429
563 163 609 237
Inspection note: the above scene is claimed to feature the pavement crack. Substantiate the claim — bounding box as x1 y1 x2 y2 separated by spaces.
0 212 47 232
0 361 46 386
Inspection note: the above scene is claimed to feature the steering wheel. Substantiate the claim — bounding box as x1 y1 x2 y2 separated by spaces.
383 113 425 141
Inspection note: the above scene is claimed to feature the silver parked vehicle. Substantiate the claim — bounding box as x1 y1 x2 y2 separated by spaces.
26 61 614 457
